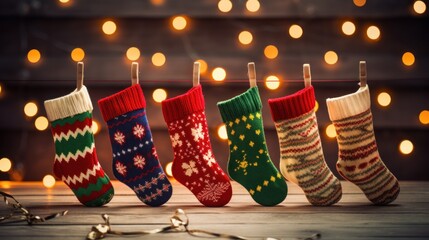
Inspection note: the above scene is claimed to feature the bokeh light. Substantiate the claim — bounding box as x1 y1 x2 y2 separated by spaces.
399 140 414 155
326 124 337 138
212 67 226 81
246 0 260 12
265 75 280 90
58 0 70 3
342 21 356 35
367 26 381 40
35 116 49 131
172 16 187 31
24 102 38 117
27 49 41 63
402 52 415 66
419 110 429 124
126 47 140 61
165 162 173 177
152 88 167 103
289 24 303 39
196 59 208 74
43 175 56 188
218 0 233 13
217 124 228 140
0 84 2 95
71 48 85 62
0 158 12 172
264 45 278 59
238 31 253 45
92 120 100 135
152 52 166 67
102 20 117 35
377 92 391 107
353 0 366 7
414 0 426 14
314 101 319 112
324 51 338 65
150 0 165 6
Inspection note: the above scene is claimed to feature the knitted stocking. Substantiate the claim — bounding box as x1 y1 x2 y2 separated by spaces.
268 86 342 206
218 87 287 206
326 84 400 205
44 86 114 207
162 85 232 207
98 85 172 206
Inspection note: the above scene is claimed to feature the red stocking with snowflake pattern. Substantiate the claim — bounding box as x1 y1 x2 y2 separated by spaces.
162 85 232 207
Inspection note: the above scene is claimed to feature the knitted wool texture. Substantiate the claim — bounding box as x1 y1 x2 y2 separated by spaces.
268 86 342 206
326 85 400 205
162 85 232 207
44 86 114 207
218 87 287 206
98 84 172 206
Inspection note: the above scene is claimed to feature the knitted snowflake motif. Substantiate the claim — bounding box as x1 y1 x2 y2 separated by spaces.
133 154 145 169
197 182 230 202
115 161 127 176
114 131 126 145
132 124 145 139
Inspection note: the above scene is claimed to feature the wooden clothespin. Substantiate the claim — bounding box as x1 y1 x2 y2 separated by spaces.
76 62 84 90
303 63 311 88
359 61 367 87
131 62 139 85
193 62 200 87
248 62 257 87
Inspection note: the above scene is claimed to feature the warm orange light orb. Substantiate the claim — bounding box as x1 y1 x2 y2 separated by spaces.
102 21 117 35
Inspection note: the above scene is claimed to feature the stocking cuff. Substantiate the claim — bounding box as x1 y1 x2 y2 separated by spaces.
326 85 371 121
161 85 205 123
44 86 93 122
217 87 262 122
98 84 146 121
268 86 315 122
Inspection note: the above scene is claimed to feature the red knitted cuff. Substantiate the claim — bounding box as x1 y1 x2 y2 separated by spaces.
268 86 315 122
98 84 146 121
161 85 205 123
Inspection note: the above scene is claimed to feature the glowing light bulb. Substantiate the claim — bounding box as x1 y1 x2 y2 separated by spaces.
152 52 166 67
152 88 167 103
126 47 140 61
246 0 260 12
265 75 280 90
377 92 391 107
402 52 415 66
35 116 49 131
326 124 337 138
414 0 426 14
324 51 338 65
342 21 356 36
217 124 228 140
419 110 429 125
102 21 117 35
71 48 85 62
212 67 226 81
399 140 414 155
27 49 41 63
264 45 278 59
24 102 38 117
367 26 381 40
43 175 56 188
218 0 233 13
0 158 12 172
172 16 187 31
238 31 253 45
289 24 303 39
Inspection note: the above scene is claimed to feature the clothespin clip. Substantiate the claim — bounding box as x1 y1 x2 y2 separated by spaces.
303 63 311 87
248 62 257 87
359 61 367 87
193 62 200 87
76 62 84 90
131 62 139 85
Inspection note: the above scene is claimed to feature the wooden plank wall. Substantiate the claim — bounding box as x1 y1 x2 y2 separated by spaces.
0 0 428 180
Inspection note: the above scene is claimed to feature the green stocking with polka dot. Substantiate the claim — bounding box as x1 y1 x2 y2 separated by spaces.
217 87 287 206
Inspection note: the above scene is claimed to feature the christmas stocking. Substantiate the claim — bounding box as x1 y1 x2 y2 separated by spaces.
268 86 342 206
161 85 232 207
44 86 114 207
217 87 287 206
326 84 400 205
98 84 172 207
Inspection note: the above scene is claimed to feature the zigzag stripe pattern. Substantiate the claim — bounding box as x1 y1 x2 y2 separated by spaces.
333 109 400 205
55 143 95 163
62 162 101 185
275 109 342 206
53 125 93 142
72 175 111 197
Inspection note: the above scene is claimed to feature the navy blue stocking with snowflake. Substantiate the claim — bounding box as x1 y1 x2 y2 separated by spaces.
98 85 172 206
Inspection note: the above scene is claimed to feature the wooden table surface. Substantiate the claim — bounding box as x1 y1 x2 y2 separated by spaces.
0 180 428 240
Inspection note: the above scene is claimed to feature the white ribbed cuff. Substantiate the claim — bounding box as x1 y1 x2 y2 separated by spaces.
326 85 370 121
44 86 93 121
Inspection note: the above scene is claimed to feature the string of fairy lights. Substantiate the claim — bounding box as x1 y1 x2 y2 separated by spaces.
0 0 428 187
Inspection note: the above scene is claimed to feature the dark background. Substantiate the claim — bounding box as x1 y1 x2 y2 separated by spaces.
0 0 428 181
